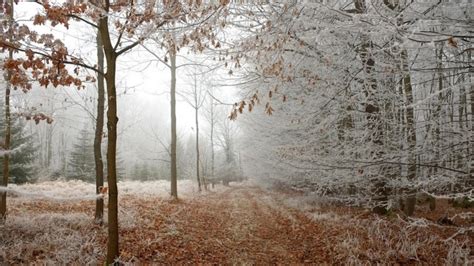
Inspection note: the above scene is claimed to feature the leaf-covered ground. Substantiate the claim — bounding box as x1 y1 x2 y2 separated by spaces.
1 181 472 264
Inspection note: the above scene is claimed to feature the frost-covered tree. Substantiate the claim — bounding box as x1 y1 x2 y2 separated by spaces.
0 111 37 184
1 0 231 260
181 67 208 191
68 125 95 182
131 162 151 181
224 0 473 213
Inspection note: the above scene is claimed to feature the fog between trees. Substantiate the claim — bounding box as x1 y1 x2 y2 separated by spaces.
0 0 473 264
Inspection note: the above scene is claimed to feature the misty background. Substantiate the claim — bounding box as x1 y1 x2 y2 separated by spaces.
5 2 244 184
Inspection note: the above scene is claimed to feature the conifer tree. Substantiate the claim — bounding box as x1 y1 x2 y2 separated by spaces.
104 147 126 181
68 125 95 182
0 109 37 184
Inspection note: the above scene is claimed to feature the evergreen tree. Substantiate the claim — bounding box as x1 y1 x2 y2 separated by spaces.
131 162 149 181
104 147 126 181
0 109 38 184
132 163 141 181
68 125 95 182
139 163 150 181
115 150 126 181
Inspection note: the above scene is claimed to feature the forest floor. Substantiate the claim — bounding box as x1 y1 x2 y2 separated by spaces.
1 180 473 264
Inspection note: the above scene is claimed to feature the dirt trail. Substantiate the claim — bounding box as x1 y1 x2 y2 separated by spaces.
4 184 470 264
120 185 331 264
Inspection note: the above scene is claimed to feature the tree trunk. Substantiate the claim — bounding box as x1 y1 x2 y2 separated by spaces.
105 54 119 265
355 0 386 214
195 106 201 191
170 51 178 199
210 98 215 181
1 0 14 223
98 16 119 264
465 48 473 186
61 133 67 174
434 45 444 174
401 48 417 216
337 87 354 151
238 151 243 179
458 81 466 171
0 48 12 224
361 40 386 214
469 71 474 185
194 75 202 192
94 30 105 224
46 124 53 167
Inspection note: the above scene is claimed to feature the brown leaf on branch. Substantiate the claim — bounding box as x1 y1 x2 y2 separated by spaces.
229 110 237 120
238 101 246 114
447 36 457 48
219 0 230 6
265 105 274 115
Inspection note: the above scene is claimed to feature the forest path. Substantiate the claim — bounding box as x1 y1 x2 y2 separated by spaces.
120 185 331 264
3 183 471 264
